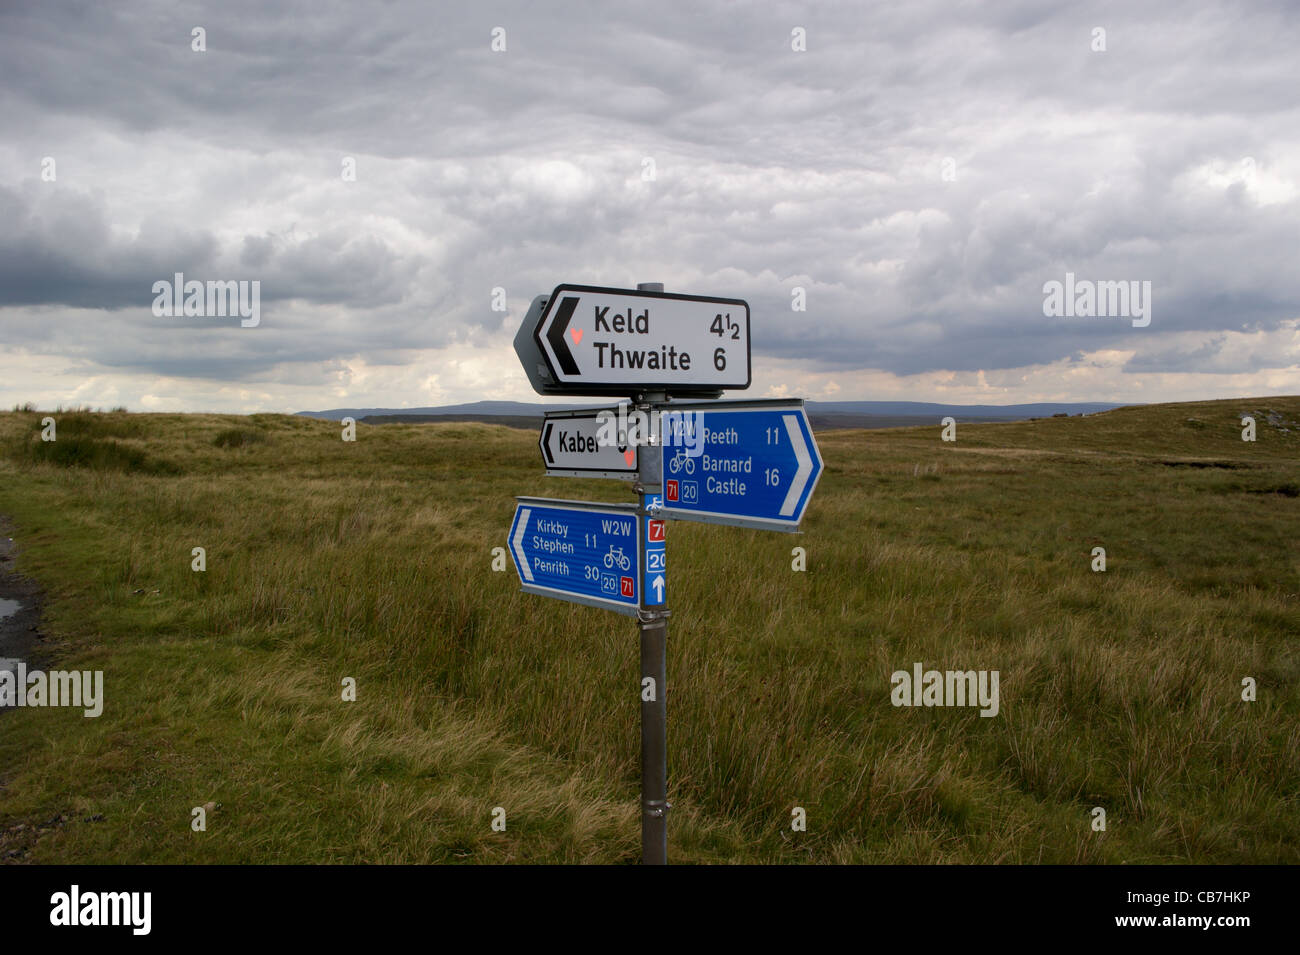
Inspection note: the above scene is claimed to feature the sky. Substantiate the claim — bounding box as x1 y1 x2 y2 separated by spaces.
1 0 1298 413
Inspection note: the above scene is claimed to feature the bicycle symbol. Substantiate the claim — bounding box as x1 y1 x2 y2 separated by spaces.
603 546 632 571
668 448 696 475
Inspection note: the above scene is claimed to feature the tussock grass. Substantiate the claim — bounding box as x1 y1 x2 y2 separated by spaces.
5 410 173 475
0 397 1297 863
212 428 268 449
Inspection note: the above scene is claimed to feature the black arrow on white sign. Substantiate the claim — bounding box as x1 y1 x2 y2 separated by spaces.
544 296 581 376
537 407 639 479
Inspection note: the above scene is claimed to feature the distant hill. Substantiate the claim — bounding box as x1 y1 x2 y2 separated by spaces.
806 400 1127 418
296 400 588 421
358 413 547 430
298 398 1132 431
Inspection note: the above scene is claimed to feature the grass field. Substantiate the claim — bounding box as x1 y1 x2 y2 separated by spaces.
0 397 1297 864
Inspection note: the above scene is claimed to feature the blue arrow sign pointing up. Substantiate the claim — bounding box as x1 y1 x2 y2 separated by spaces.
509 498 642 615
658 400 823 531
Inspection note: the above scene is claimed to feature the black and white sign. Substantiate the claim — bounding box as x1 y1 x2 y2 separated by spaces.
539 408 638 479
529 284 751 395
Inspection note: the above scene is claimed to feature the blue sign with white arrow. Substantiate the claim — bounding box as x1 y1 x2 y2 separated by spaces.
509 497 642 616
643 493 666 606
658 400 823 531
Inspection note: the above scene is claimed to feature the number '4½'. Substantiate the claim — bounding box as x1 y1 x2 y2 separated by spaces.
709 313 740 339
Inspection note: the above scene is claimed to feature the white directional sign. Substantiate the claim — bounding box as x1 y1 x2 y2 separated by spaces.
539 408 638 479
531 284 750 394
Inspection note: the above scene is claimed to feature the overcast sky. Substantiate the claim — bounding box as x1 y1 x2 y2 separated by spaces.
1 0 1297 412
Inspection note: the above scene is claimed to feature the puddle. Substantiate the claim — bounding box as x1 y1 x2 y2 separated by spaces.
0 598 22 621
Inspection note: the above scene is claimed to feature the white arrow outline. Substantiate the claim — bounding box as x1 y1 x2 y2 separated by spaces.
512 507 533 582
780 414 812 517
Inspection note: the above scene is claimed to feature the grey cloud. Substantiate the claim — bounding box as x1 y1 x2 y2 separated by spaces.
1 0 1298 392
0 185 219 309
0 185 419 314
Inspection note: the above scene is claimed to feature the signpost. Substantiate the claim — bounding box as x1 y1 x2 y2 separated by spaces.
508 498 642 616
515 284 751 396
539 407 638 479
507 281 822 865
635 413 668 864
641 491 666 608
659 400 823 532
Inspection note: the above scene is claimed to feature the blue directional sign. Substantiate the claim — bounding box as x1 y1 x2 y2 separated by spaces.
658 400 823 531
643 493 666 606
509 497 642 616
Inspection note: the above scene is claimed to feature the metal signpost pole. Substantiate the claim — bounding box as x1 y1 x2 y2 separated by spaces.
635 282 669 865
637 440 668 865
